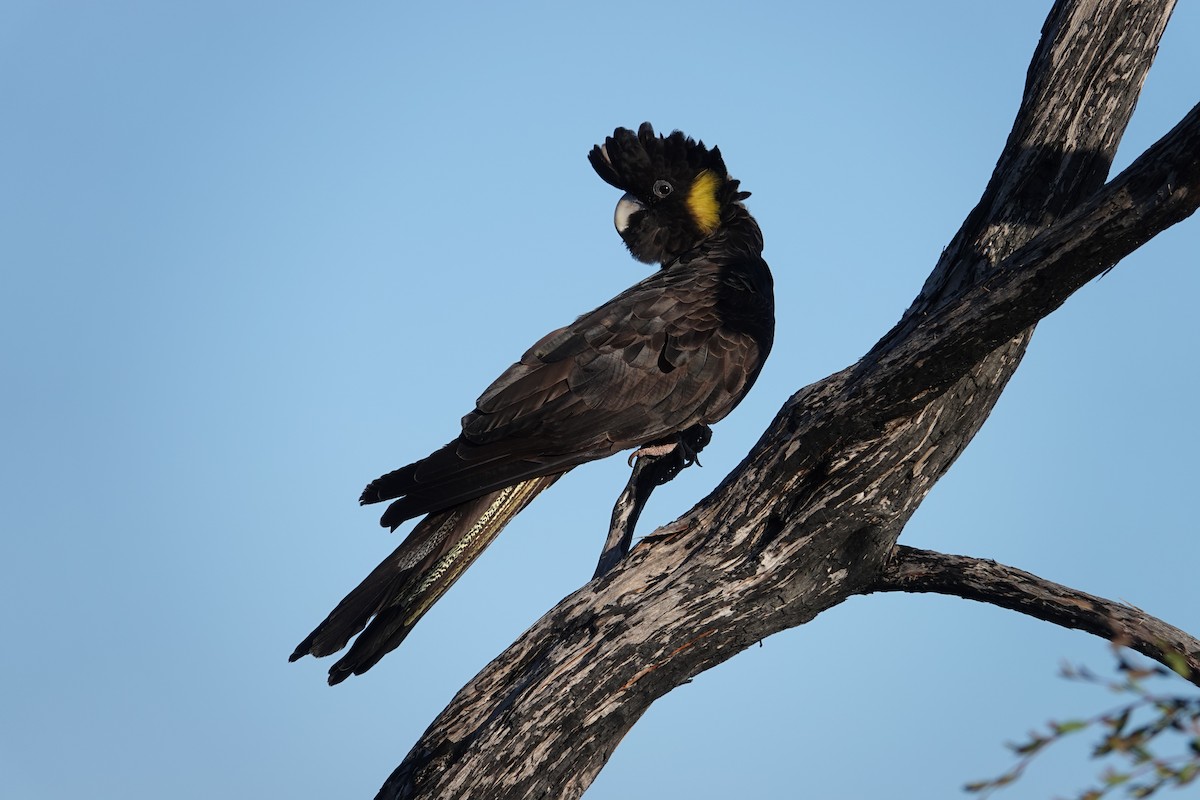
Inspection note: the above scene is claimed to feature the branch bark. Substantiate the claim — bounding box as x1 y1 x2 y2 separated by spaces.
866 100 1200 413
377 2 1194 798
869 545 1200 688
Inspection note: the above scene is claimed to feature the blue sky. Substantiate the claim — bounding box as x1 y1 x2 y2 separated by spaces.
3 3 1197 798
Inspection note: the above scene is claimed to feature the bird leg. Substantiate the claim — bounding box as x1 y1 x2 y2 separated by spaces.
594 424 712 579
626 426 709 467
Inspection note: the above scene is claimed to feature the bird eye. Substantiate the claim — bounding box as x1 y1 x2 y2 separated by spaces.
652 180 673 199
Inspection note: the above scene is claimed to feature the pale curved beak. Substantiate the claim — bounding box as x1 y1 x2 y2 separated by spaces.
614 193 643 234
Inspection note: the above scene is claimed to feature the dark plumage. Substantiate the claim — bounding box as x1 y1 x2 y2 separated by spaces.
291 123 774 684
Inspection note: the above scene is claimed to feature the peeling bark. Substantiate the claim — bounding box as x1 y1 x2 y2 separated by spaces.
376 2 1196 798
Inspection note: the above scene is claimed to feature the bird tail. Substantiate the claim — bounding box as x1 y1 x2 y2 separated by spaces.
290 474 560 685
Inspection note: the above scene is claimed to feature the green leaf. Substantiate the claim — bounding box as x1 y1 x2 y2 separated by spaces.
1103 708 1132 733
1101 768 1130 786
1161 649 1190 678
1010 735 1047 756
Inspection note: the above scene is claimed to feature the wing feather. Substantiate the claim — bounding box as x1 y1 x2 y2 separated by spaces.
367 254 768 527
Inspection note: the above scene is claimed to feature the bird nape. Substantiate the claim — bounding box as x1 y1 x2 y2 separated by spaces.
290 122 775 685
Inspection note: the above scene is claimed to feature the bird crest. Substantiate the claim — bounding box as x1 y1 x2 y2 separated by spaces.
588 122 730 197
589 123 751 264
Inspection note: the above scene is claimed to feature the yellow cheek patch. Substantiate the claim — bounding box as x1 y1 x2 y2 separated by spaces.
686 169 722 234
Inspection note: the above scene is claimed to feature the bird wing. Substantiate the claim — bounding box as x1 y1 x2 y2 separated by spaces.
364 258 763 527
470 262 759 448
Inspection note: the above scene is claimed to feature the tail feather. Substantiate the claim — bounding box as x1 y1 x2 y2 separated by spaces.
358 461 419 506
359 439 585 532
291 473 562 685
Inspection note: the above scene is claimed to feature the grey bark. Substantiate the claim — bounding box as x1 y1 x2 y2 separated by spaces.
378 2 1198 797
872 546 1200 688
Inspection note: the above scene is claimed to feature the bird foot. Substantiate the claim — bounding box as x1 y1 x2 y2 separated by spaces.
627 441 682 466
595 425 714 579
626 426 711 469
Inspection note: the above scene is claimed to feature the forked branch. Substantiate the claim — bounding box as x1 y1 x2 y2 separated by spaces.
376 3 1193 798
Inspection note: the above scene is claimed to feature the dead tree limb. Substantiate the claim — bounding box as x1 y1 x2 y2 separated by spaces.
377 2 1195 798
869 545 1200 688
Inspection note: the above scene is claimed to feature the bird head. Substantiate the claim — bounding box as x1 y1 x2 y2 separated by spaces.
588 122 750 265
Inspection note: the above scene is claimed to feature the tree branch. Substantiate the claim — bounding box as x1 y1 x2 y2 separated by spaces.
376 3 1191 798
863 101 1200 414
868 545 1200 688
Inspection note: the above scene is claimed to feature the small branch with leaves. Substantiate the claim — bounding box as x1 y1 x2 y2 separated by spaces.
967 650 1200 800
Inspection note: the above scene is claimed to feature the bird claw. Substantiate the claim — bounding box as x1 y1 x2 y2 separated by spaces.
627 442 681 467
625 425 712 473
